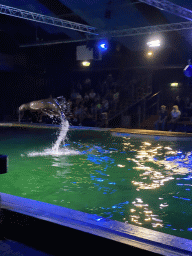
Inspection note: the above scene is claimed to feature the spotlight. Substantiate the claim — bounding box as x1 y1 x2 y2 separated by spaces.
170 82 179 87
147 39 160 48
82 61 90 67
184 64 192 77
147 51 153 56
97 40 108 51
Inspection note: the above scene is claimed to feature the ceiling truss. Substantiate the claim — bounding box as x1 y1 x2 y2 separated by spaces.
101 20 192 38
0 4 98 35
1 2 192 47
138 0 192 21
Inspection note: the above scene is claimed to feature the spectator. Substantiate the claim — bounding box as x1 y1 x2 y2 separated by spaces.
71 106 80 126
185 97 191 108
84 92 89 101
183 97 192 117
66 99 73 119
89 89 96 102
78 103 86 125
83 78 91 94
90 102 97 120
82 107 95 127
102 98 109 112
168 105 181 131
76 81 82 93
76 92 82 105
113 89 119 112
174 96 185 115
94 93 101 103
106 74 113 91
84 93 90 108
154 105 168 131
96 101 102 120
70 89 78 102
101 112 108 127
107 90 114 110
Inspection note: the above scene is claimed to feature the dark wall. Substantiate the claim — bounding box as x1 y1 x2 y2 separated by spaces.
152 68 192 106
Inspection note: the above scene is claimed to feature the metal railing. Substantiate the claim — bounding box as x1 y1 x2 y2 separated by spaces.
109 91 160 128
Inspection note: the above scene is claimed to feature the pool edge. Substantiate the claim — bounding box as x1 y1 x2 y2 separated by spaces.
1 122 192 139
1 193 192 255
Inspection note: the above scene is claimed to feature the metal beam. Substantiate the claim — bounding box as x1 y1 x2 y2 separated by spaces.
0 4 98 35
138 0 192 21
100 21 192 38
20 20 192 47
20 38 89 47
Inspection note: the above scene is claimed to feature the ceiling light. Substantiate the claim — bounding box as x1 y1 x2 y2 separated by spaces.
147 39 160 47
147 51 153 56
170 82 179 87
82 61 90 67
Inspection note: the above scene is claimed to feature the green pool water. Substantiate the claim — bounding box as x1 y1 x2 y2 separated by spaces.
0 126 192 240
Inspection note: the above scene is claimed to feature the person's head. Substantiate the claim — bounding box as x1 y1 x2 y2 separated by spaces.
161 105 166 112
173 105 179 111
176 96 180 101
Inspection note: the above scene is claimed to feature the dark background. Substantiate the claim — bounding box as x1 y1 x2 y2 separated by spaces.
0 29 191 121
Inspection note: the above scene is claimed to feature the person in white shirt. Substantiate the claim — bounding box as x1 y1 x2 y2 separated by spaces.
168 105 181 131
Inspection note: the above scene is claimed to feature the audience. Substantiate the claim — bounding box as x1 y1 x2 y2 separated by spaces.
174 96 185 115
168 105 181 131
19 72 153 127
153 93 192 132
154 105 168 131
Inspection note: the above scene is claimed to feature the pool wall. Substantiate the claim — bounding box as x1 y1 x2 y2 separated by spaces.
1 193 192 256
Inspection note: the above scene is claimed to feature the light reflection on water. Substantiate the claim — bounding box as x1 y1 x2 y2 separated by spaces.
71 136 192 239
5 131 192 240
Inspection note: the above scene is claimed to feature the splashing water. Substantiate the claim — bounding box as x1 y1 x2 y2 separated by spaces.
27 119 79 157
52 119 69 153
25 97 79 157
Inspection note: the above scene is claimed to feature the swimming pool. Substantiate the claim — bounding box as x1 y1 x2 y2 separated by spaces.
0 125 192 240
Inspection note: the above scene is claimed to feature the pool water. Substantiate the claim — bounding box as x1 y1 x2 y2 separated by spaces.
0 127 192 240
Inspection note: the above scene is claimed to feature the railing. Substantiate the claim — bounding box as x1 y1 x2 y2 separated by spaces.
109 91 161 128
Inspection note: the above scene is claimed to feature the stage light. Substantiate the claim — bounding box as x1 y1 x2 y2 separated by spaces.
147 51 153 56
82 61 90 67
147 39 160 48
184 64 192 77
98 40 108 51
170 82 179 87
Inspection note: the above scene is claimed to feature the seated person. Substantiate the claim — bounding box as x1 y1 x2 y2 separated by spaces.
168 105 181 131
154 105 168 130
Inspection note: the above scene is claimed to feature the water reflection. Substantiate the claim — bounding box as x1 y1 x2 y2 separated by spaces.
129 197 164 228
24 134 192 238
121 138 192 234
127 140 192 191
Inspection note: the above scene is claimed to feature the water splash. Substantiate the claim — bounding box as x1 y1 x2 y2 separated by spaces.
26 117 79 157
52 119 69 153
27 147 79 157
23 96 79 157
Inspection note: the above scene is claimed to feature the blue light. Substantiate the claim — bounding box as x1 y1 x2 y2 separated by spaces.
98 40 108 51
100 44 106 49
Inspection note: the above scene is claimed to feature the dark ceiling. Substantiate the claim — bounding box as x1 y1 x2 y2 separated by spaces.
0 0 191 65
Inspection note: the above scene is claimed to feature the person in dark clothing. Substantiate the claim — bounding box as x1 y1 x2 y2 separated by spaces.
174 96 185 115
154 105 168 130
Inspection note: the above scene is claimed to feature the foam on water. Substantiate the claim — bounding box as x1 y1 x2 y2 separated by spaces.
27 148 79 157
